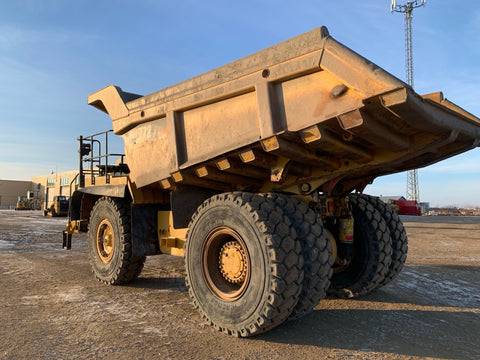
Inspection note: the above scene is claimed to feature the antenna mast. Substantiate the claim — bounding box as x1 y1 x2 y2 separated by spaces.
391 0 426 202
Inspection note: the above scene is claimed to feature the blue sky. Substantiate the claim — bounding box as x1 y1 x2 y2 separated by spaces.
0 0 479 207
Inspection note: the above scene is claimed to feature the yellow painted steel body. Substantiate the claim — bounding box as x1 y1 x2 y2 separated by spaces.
157 211 186 256
87 26 479 199
82 26 480 257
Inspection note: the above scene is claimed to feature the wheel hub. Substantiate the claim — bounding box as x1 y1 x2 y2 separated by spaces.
202 227 251 301
219 241 248 284
96 219 114 264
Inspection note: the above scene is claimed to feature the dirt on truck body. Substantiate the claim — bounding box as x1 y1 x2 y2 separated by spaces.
63 26 480 337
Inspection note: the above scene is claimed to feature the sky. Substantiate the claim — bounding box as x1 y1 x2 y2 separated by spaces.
0 0 479 207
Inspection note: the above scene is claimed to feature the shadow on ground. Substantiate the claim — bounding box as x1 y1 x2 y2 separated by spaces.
259 301 479 359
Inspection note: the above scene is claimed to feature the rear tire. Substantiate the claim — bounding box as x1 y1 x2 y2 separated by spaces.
360 194 408 288
329 195 392 298
264 193 333 320
87 197 145 285
185 192 303 337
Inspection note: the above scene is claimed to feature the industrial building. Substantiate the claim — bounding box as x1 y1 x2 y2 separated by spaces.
0 170 77 210
0 180 37 209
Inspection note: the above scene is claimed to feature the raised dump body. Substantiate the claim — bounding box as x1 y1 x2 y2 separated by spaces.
68 26 480 338
88 26 480 197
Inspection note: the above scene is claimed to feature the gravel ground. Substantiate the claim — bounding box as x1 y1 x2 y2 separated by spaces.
0 210 478 360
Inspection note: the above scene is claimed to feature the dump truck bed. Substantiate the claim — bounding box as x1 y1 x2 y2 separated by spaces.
88 26 480 195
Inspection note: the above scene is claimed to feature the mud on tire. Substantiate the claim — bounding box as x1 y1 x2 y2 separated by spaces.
329 195 392 298
184 192 304 337
87 197 145 285
264 193 333 320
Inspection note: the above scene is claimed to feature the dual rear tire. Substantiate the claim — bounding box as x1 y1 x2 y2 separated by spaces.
359 194 408 288
184 192 407 335
263 193 333 320
184 192 333 336
329 194 408 298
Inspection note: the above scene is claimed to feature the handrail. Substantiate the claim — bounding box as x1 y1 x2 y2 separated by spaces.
77 130 128 187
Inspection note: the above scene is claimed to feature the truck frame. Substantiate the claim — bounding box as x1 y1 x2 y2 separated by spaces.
63 26 480 337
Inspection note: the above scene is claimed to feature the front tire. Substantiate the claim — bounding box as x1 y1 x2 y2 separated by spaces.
87 197 145 285
185 192 303 337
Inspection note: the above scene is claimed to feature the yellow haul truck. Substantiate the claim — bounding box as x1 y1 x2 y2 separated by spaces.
63 26 480 337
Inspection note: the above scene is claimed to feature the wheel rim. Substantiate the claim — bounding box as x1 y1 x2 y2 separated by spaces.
96 219 115 264
202 227 250 301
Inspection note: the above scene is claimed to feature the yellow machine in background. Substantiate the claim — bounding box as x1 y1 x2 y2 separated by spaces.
44 196 69 217
15 191 44 210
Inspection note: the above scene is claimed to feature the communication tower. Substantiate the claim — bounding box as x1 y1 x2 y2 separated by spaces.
391 0 426 202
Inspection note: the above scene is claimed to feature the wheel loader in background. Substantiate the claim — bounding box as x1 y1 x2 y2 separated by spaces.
44 196 69 217
63 26 480 337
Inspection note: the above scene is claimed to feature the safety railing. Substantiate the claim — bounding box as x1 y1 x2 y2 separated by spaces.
77 130 128 188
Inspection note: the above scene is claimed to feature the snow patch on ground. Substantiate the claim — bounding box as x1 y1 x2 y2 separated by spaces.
397 267 480 308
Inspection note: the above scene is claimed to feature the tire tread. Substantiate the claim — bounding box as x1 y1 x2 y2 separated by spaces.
88 197 145 285
185 192 303 337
